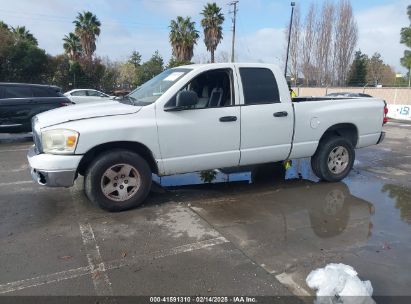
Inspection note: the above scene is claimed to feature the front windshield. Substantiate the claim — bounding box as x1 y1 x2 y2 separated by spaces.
126 68 191 106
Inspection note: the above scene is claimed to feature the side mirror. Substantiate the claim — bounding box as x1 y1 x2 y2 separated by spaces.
165 90 198 111
176 90 198 108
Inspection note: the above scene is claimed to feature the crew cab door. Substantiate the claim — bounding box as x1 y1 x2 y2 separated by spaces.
237 66 294 165
156 68 240 175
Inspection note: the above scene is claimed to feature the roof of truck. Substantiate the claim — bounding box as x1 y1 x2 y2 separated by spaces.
174 62 280 70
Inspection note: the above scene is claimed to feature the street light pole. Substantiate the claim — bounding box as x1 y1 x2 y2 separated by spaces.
284 2 295 77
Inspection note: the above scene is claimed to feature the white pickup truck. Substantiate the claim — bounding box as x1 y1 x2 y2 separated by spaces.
27 63 387 211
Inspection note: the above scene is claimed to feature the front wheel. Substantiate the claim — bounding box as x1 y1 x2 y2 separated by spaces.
311 137 355 182
84 150 152 211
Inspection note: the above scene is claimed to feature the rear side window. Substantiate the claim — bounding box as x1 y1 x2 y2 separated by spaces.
3 86 33 98
32 87 56 97
239 68 280 105
87 90 101 96
71 91 87 96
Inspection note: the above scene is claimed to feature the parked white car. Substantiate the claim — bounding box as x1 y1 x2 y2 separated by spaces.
28 63 387 211
64 89 114 104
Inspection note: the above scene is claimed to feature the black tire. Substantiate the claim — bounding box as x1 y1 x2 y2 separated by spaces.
84 149 152 211
311 136 355 182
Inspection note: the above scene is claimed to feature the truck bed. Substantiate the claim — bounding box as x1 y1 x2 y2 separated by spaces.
293 96 355 102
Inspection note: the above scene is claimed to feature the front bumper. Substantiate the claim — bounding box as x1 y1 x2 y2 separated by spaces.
27 146 82 187
30 168 77 187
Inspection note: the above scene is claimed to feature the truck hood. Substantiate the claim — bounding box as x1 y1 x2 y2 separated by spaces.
36 101 141 128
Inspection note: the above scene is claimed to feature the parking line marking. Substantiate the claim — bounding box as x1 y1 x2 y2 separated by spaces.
107 236 229 270
0 236 228 294
0 181 32 187
275 272 311 297
78 223 113 296
0 266 91 294
0 148 29 153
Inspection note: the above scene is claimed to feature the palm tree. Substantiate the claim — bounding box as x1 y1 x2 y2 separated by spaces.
73 11 101 61
11 26 38 45
169 16 199 62
201 3 224 63
63 32 82 61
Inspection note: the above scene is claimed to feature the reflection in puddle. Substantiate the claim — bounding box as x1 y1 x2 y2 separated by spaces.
191 181 373 243
153 159 318 187
152 159 411 295
381 184 411 225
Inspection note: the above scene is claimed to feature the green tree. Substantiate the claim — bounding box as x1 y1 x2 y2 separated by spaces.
128 50 142 67
167 57 192 68
63 32 82 61
139 50 164 84
0 21 8 30
11 26 38 45
6 41 48 82
347 50 368 86
0 25 14 80
169 16 199 62
118 62 138 89
73 11 101 61
201 2 224 63
401 51 411 86
400 5 411 86
400 5 411 47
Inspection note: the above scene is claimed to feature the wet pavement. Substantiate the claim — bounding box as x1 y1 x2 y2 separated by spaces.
0 120 410 298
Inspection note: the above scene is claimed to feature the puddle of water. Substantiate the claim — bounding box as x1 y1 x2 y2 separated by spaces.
153 159 318 188
154 159 411 295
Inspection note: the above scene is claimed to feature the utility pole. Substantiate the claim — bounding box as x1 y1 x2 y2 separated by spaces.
229 1 239 63
284 2 295 77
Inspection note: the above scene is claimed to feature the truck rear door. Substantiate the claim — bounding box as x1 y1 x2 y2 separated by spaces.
237 66 294 166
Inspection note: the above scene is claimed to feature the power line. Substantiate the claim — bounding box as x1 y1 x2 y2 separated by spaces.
228 0 238 63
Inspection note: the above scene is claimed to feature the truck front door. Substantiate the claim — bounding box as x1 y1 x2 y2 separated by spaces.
156 68 241 175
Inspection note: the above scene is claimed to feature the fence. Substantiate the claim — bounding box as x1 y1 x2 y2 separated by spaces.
294 87 411 105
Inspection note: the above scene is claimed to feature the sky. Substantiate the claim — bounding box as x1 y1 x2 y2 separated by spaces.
0 0 409 73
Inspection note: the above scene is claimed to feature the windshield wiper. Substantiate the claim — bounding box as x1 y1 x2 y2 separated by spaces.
118 95 137 106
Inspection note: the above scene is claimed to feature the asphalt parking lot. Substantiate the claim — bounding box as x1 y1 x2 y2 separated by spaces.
0 121 410 299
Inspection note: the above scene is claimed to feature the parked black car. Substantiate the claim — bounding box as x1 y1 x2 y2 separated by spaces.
0 83 73 133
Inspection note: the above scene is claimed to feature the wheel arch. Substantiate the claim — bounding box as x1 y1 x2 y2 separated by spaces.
318 123 359 149
77 141 159 176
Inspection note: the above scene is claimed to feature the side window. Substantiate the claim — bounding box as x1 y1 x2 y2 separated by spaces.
32 87 54 97
3 86 33 98
239 68 280 105
71 91 86 96
87 90 100 97
165 69 233 109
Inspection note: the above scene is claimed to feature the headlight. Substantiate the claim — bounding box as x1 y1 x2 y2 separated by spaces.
42 129 79 154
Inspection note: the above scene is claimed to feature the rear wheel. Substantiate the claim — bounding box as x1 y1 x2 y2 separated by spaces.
84 150 152 211
311 137 355 182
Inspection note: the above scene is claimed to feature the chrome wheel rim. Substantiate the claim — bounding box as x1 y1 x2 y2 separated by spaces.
327 146 349 175
100 164 141 202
